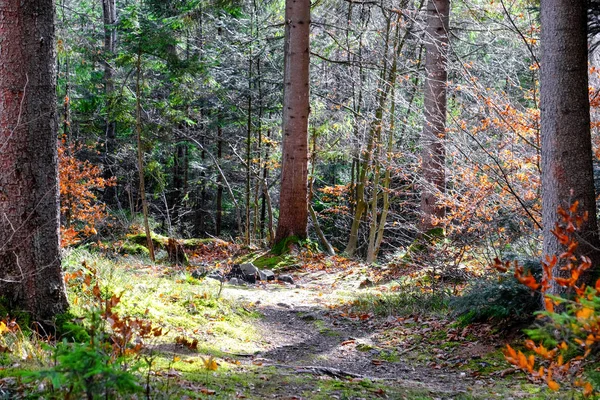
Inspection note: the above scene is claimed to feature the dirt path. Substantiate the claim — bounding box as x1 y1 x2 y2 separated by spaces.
219 269 529 399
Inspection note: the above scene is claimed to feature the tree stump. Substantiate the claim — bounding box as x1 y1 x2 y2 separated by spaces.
166 238 188 265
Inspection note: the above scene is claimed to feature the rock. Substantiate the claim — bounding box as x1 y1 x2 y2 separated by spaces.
228 277 245 286
299 312 317 321
240 262 259 275
358 278 374 289
191 268 207 279
258 269 275 281
206 273 224 282
278 274 294 284
243 273 257 284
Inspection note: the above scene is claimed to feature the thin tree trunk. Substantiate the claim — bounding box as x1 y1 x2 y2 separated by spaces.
102 0 117 204
274 0 311 243
216 122 223 236
345 15 394 257
135 49 155 262
309 129 335 256
541 0 600 296
373 63 421 257
253 58 263 240
260 127 272 241
0 0 69 321
62 55 70 141
245 60 253 245
420 0 449 232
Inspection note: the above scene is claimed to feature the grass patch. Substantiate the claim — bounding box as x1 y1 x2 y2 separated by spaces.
352 290 448 317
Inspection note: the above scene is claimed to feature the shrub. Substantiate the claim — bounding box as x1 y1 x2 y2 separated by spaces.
449 258 541 325
499 202 600 397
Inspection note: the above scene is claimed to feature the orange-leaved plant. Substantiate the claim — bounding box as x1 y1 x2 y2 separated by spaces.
494 201 597 396
58 138 115 247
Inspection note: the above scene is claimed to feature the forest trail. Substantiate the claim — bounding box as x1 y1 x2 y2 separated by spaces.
213 268 539 399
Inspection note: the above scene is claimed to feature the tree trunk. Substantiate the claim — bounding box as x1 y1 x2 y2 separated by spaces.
135 49 155 262
171 142 186 235
216 122 223 236
0 0 69 321
274 0 311 243
102 0 117 204
420 0 449 232
245 62 253 245
541 0 600 295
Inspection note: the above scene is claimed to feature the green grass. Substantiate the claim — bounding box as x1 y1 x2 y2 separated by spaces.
351 290 448 317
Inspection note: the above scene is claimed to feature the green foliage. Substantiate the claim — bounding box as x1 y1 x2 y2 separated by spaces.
0 297 31 331
26 340 140 399
449 261 541 325
54 312 90 343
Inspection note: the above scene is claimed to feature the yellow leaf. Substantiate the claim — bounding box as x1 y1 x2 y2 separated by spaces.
201 356 218 371
0 322 8 334
548 380 560 391
576 307 594 320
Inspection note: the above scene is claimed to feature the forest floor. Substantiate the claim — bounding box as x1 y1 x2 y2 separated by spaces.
0 243 565 399
204 265 555 400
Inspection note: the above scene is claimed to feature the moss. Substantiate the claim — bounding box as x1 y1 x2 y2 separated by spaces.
127 233 224 250
118 242 150 256
253 255 297 271
126 232 170 249
271 235 301 256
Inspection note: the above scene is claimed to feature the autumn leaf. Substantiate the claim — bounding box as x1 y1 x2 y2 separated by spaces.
200 355 219 371
548 380 560 391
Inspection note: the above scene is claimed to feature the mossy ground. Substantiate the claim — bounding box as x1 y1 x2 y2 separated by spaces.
0 246 582 399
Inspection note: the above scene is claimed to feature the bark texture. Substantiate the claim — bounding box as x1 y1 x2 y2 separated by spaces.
420 0 449 231
0 0 69 321
102 0 117 203
274 0 310 243
541 0 600 294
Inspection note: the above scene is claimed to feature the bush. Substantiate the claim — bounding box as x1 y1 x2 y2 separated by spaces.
449 258 541 325
500 202 600 396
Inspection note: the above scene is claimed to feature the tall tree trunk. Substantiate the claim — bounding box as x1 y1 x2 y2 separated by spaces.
274 0 311 243
216 122 223 236
420 0 449 232
245 61 253 245
102 0 117 204
260 127 272 241
0 0 69 321
541 0 600 295
135 49 155 262
62 55 70 141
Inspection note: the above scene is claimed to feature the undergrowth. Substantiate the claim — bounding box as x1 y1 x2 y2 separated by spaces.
352 290 448 317
449 258 541 325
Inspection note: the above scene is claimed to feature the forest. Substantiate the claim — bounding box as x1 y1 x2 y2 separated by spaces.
1 0 600 398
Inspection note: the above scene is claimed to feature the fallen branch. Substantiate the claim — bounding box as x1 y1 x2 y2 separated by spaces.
269 364 364 379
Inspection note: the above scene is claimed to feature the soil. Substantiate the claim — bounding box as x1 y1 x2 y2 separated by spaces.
216 268 542 399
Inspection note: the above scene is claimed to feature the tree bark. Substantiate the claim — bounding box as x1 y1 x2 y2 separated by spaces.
0 0 69 321
135 49 155 262
102 0 117 204
541 0 600 295
420 0 449 232
274 0 311 243
216 122 223 236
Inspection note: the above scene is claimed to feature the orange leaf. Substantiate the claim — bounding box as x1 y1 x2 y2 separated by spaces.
548 380 560 391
